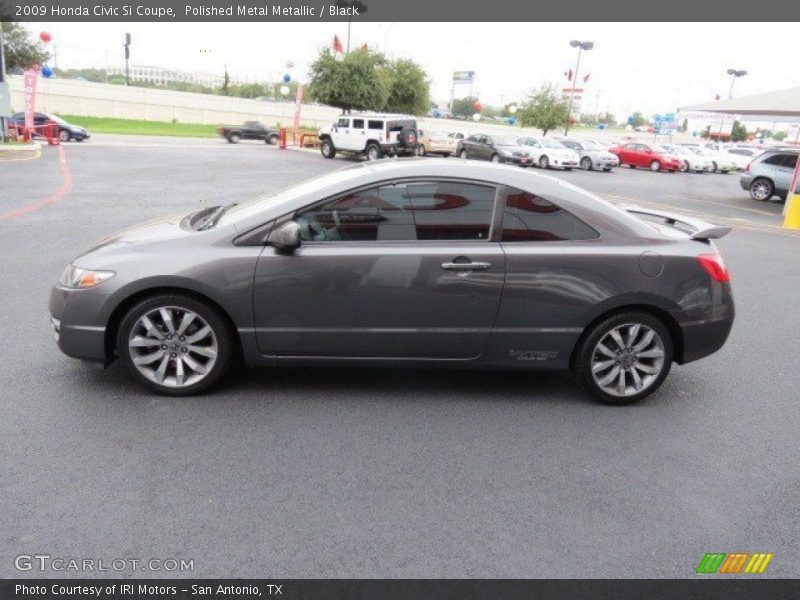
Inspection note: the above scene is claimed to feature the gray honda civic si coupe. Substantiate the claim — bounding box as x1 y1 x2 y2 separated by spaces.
50 159 734 404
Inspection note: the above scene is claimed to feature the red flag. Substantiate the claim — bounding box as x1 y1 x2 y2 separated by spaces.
333 35 343 53
583 73 591 83
566 68 573 81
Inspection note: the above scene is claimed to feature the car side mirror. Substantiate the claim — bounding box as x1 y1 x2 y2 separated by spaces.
268 221 301 251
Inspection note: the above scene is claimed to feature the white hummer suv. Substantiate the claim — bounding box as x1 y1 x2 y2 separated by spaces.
319 114 419 160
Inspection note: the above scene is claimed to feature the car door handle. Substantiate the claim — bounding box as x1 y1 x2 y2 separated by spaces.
441 261 491 271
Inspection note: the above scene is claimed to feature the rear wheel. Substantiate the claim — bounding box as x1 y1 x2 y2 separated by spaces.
491 153 501 163
750 177 774 201
417 144 426 156
459 149 467 159
117 294 234 396
581 157 593 170
320 139 336 159
680 161 689 173
366 143 383 161
574 311 673 405
227 133 241 144
650 160 661 172
710 161 718 173
266 134 279 145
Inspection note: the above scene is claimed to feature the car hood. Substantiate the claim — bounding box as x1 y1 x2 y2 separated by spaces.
75 212 193 265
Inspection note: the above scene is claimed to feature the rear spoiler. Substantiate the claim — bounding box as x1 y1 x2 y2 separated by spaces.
622 205 731 240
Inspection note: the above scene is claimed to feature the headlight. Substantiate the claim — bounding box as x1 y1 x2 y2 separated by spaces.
59 265 115 289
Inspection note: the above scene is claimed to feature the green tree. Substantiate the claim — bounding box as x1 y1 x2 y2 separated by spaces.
630 111 647 128
383 58 430 115
308 47 389 113
773 131 788 142
1 21 50 72
518 83 570 137
730 120 748 142
220 66 230 96
451 96 478 119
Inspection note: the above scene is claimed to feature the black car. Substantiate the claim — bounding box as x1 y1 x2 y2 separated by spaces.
10 112 90 142
218 121 280 144
457 134 532 166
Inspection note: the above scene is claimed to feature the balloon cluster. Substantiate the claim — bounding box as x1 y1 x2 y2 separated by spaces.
40 32 55 78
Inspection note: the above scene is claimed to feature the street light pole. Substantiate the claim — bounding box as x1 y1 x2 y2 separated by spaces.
0 25 8 143
565 40 593 136
727 68 747 99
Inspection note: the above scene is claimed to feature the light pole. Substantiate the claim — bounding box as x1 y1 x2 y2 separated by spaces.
335 0 368 53
0 25 8 142
565 39 593 135
726 68 747 99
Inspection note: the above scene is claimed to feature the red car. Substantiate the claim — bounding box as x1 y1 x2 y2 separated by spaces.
609 142 682 172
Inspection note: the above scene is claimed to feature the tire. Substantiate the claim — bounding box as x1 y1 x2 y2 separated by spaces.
491 153 501 163
228 133 241 144
442 153 450 158
710 161 718 173
564 167 572 171
397 125 418 148
539 155 550 169
366 143 383 161
266 134 279 145
58 129 71 142
320 139 336 159
459 149 467 159
680 161 689 173
628 164 636 169
650 160 661 172
417 145 426 157
603 168 612 172
574 311 673 405
117 294 234 396
750 177 774 201
580 157 593 170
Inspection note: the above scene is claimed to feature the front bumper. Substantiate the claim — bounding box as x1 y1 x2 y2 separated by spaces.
591 156 619 169
551 157 578 168
49 285 108 363
502 155 533 166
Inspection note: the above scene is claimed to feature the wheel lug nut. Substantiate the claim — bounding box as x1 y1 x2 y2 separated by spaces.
161 344 167 350
179 336 185 342
182 347 187 352
170 352 177 357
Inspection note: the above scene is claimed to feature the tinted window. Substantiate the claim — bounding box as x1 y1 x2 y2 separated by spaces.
762 154 787 166
336 118 349 127
367 120 383 130
501 187 599 242
623 143 637 150
781 154 798 169
294 181 496 242
352 118 365 128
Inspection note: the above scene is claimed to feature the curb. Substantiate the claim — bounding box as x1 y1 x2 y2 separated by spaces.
0 141 43 162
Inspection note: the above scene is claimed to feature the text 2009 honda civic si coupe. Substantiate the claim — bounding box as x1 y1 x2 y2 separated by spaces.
50 159 734 404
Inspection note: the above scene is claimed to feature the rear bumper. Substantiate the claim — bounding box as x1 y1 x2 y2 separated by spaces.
49 285 108 363
673 283 735 364
739 174 754 190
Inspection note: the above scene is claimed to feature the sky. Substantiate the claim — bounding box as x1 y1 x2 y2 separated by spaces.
25 21 800 120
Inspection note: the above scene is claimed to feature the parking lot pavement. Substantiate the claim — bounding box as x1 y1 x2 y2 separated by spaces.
1 139 798 578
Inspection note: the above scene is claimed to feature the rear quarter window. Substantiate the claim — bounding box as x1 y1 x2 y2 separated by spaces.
502 188 599 242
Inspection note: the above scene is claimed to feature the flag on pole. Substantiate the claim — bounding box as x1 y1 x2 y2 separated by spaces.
583 73 591 83
333 35 343 53
565 68 573 81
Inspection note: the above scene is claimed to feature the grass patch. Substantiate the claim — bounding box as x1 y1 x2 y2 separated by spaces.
57 115 221 138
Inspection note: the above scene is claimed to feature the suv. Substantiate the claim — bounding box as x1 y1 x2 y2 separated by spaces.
740 148 799 201
319 114 418 160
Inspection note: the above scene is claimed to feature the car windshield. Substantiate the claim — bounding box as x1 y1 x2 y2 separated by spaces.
216 165 366 227
43 114 67 125
541 138 566 149
654 145 673 154
494 137 519 146
581 141 603 150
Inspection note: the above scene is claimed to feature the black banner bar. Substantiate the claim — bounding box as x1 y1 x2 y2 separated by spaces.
2 579 800 600
1 0 798 22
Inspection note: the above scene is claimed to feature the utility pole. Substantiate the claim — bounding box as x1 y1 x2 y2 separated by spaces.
565 40 594 136
124 32 131 86
0 25 8 143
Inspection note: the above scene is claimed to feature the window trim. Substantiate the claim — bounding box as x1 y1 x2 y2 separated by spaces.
284 177 503 246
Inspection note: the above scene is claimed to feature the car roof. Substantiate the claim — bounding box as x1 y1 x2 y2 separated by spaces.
340 113 415 119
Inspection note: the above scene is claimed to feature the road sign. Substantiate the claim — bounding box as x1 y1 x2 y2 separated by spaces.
452 71 475 82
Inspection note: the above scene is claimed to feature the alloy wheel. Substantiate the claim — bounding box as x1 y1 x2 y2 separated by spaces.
751 180 772 201
581 157 592 170
591 322 665 398
128 306 218 388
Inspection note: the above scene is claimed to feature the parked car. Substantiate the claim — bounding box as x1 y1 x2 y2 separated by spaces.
9 112 90 142
660 145 711 173
217 121 279 144
680 145 736 173
417 130 458 157
557 139 619 171
456 134 532 165
517 137 580 170
609 142 682 172
721 146 762 170
318 113 418 160
49 160 735 405
739 148 799 201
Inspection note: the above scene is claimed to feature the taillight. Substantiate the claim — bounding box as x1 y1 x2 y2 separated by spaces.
697 253 730 282
745 161 752 172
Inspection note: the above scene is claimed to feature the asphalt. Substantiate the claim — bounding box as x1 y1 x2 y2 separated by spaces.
1 135 798 578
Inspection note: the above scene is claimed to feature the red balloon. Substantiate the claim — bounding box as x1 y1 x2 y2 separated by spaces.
40 31 52 43
473 101 482 111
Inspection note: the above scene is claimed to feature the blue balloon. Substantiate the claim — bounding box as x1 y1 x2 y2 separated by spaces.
282 73 291 83
41 65 54 78
507 116 516 125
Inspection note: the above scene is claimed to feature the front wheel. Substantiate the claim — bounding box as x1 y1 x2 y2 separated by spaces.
491 153 501 163
59 129 71 142
574 312 673 405
680 161 689 173
117 294 234 396
650 160 661 172
320 139 336 159
227 133 241 144
266 134 279 145
417 144 426 156
366 143 383 161
710 161 718 173
459 149 467 159
580 157 593 170
539 155 550 169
